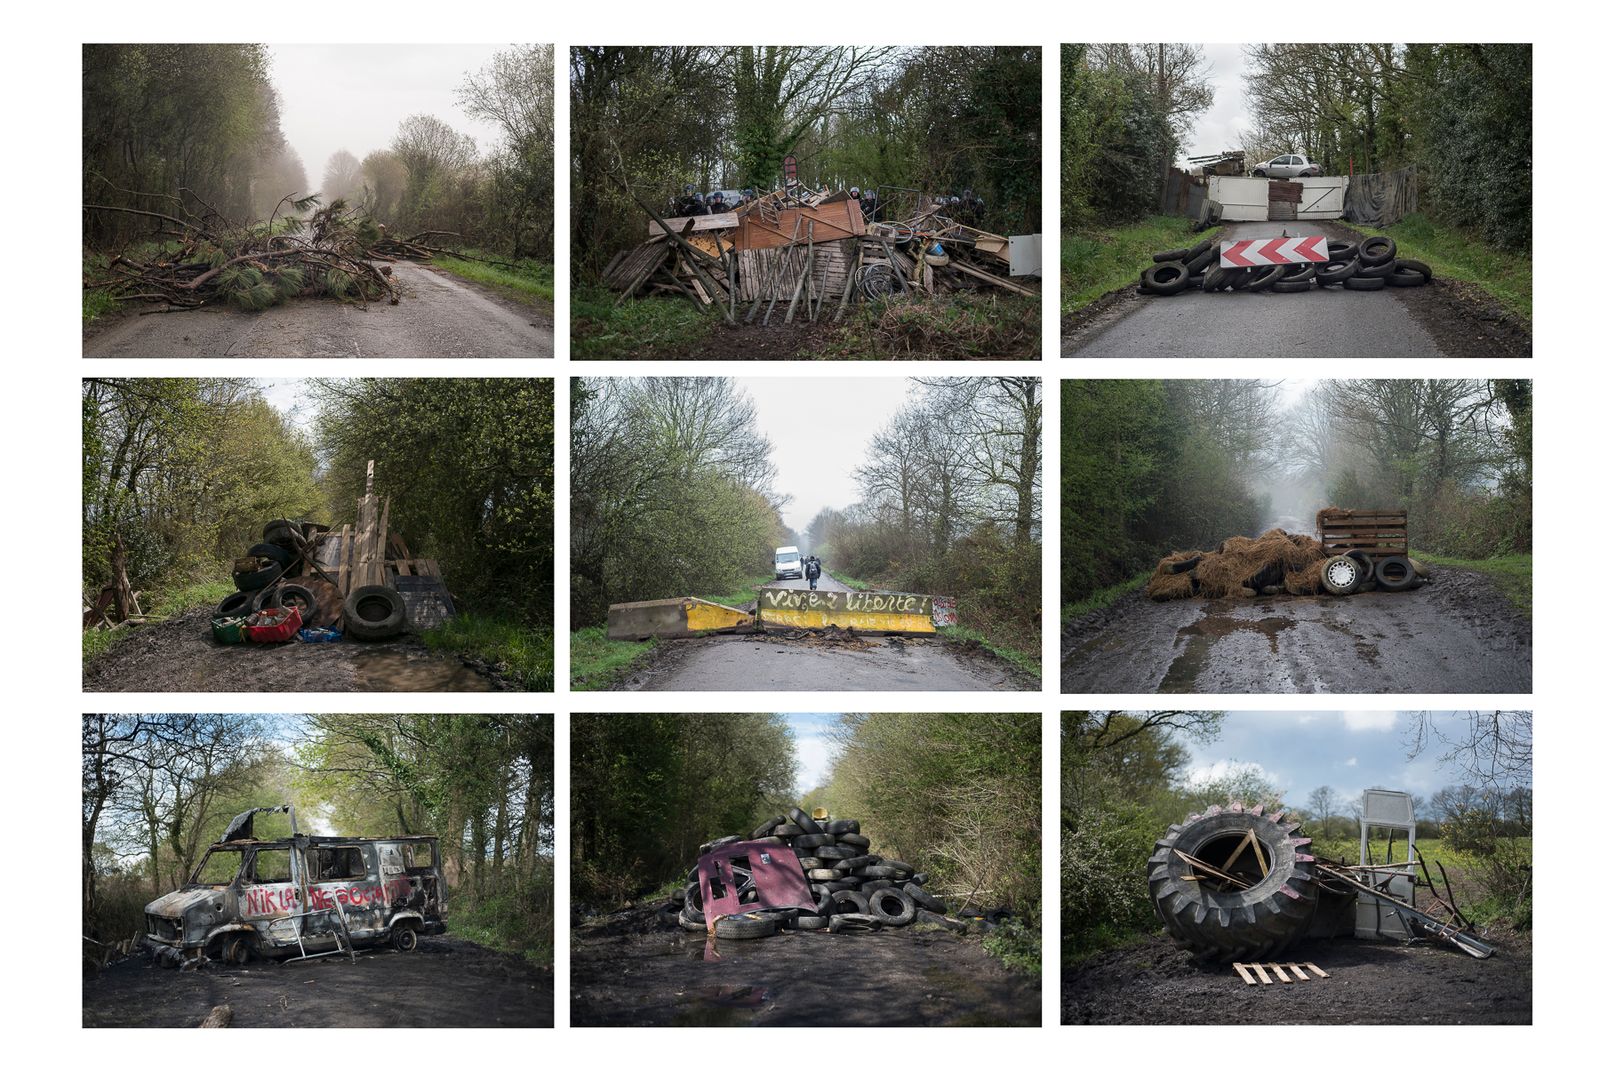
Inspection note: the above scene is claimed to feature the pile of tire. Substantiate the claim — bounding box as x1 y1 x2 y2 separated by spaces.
1146 802 1320 963
672 807 963 941
1317 551 1427 596
1139 235 1432 296
213 519 326 624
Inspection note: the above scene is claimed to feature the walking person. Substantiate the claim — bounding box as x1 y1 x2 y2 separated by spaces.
805 555 822 591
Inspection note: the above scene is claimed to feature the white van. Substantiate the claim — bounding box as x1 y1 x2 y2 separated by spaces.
774 546 803 580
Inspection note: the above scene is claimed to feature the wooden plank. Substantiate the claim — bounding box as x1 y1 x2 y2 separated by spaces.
1287 964 1312 981
1302 963 1330 978
1252 963 1272 985
375 497 391 587
1268 963 1293 984
649 212 738 236
946 258 1038 295
1233 962 1257 986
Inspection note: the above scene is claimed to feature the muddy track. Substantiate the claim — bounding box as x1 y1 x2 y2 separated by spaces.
84 935 552 1027
83 606 509 692
572 901 1040 1026
1062 933 1531 1025
614 630 1036 691
1061 564 1530 694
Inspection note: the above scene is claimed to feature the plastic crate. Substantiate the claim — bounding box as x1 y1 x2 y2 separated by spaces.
211 616 249 645
245 605 302 643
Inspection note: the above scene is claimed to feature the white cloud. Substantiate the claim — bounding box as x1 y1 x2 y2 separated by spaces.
1342 711 1399 732
793 736 836 795
1344 757 1359 767
1185 758 1278 787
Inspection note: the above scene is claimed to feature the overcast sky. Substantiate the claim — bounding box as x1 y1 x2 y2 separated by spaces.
267 44 508 190
737 378 919 536
1186 44 1252 159
1177 711 1510 813
785 713 842 795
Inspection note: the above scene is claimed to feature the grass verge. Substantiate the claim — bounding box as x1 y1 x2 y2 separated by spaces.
431 255 554 305
570 625 657 691
447 889 554 965
699 572 776 609
421 614 555 691
940 622 1041 678
810 292 1041 359
982 920 1042 974
82 579 236 661
1412 551 1531 618
1063 571 1150 624
1346 214 1530 323
825 569 874 591
572 284 713 359
1062 216 1213 314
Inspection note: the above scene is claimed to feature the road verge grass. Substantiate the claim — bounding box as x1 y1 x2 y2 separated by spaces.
572 284 713 359
1063 571 1151 624
570 625 656 691
1346 214 1530 323
1062 216 1214 314
1413 551 1531 618
421 615 554 691
430 255 554 305
82 578 235 661
940 622 1041 678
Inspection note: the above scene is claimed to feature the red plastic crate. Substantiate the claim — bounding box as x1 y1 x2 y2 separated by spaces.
245 605 302 643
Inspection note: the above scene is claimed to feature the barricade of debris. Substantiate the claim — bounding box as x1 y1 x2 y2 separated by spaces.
671 808 984 943
602 185 1040 325
1137 233 1433 296
1148 509 1425 600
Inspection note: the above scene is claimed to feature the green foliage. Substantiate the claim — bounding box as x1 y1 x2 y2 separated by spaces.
816 294 1041 360
937 624 1039 679
570 713 796 906
421 614 554 692
570 378 785 626
981 920 1042 975
569 626 657 691
827 714 1041 925
571 286 714 360
1062 571 1151 624
432 255 555 304
1060 47 1168 228
1062 216 1212 313
313 378 554 629
1347 214 1530 322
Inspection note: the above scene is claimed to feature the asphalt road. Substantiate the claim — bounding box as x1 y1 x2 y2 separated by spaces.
613 570 1034 691
1066 221 1444 359
1060 565 1529 694
84 261 554 358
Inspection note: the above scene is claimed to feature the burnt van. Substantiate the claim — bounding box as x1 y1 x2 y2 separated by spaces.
142 805 447 965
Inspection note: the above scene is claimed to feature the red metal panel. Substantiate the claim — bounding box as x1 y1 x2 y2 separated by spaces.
697 841 814 922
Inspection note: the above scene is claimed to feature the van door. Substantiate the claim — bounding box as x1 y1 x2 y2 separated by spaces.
309 843 384 941
239 845 302 948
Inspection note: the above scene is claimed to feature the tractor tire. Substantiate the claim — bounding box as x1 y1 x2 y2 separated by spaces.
1320 555 1364 596
1375 556 1417 591
1141 262 1190 296
1147 803 1319 964
342 585 407 640
1358 235 1397 266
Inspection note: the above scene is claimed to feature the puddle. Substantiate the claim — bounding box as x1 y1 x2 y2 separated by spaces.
671 984 772 1026
350 644 495 691
1159 602 1297 693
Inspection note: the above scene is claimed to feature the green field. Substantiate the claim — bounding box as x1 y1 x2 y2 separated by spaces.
1346 214 1530 323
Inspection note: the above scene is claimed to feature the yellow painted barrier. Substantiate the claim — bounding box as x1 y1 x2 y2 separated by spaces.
606 597 754 640
756 588 939 634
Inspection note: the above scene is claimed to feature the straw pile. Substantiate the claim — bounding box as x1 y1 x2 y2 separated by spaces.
1147 529 1328 601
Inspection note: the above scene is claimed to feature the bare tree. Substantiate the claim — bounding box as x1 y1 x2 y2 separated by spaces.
321 148 364 202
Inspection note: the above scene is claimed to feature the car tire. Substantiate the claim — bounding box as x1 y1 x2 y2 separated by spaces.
1325 240 1358 263
789 808 823 835
1344 275 1387 290
1278 264 1316 286
1344 549 1375 585
1184 244 1219 273
246 542 294 567
831 890 870 914
262 520 300 548
1388 263 1429 287
1242 265 1284 292
1375 556 1417 591
793 914 829 930
214 590 257 619
1141 261 1189 296
1201 264 1238 292
751 816 783 838
1321 555 1363 596
1152 247 1190 262
1394 258 1433 281
869 888 917 927
837 833 870 848
824 819 860 835
234 561 283 592
905 883 946 913
1272 279 1312 293
267 583 317 618
1358 259 1397 278
1358 235 1397 266
1315 258 1359 285
713 914 777 940
342 585 407 640
1147 803 1320 963
792 833 834 849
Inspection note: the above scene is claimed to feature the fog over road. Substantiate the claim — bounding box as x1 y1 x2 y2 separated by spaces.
85 262 553 358
1066 221 1445 359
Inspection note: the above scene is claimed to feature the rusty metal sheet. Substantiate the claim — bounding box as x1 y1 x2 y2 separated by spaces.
697 841 813 923
736 199 865 251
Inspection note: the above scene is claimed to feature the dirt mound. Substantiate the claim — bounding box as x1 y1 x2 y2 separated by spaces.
1063 932 1530 1025
1149 529 1327 600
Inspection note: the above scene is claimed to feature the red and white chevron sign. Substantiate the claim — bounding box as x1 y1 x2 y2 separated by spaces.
1221 237 1329 268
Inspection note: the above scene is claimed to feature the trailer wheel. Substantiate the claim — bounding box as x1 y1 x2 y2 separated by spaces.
393 926 419 953
1147 803 1320 963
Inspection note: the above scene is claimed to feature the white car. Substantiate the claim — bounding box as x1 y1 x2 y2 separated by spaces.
774 546 803 580
1252 153 1322 179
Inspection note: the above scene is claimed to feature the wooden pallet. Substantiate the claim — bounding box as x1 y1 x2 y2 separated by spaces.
1318 508 1408 558
1232 962 1331 986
